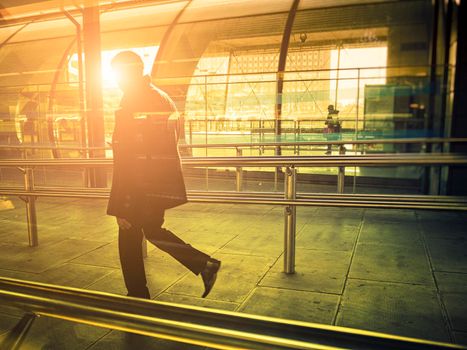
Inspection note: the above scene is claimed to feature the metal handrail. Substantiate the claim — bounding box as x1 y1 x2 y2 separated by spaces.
0 276 464 350
1 187 467 210
1 137 467 151
2 153 467 270
5 185 467 202
0 153 467 167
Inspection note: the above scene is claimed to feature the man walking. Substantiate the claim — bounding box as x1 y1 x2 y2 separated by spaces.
107 51 220 299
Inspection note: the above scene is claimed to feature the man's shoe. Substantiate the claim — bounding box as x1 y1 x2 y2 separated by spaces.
201 258 221 298
126 287 150 299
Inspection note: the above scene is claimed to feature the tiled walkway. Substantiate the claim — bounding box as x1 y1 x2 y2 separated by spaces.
0 196 466 349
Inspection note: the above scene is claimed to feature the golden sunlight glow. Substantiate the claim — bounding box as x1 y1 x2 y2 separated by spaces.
68 46 159 88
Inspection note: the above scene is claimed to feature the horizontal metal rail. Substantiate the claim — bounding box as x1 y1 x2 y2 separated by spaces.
1 188 467 211
0 277 464 350
1 153 467 167
2 154 467 271
1 137 467 151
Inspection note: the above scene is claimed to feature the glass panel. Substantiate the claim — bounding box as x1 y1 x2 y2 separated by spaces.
8 18 76 43
0 24 23 43
100 1 187 32
286 0 433 193
0 17 77 88
298 0 391 10
180 0 292 23
0 37 74 87
154 12 289 161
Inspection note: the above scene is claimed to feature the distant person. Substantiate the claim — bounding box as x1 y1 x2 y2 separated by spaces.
21 92 39 145
107 51 221 299
323 104 341 154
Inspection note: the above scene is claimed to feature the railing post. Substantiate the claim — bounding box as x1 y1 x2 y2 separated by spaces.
297 120 301 155
142 238 147 259
189 120 193 145
236 148 243 192
24 167 38 247
284 166 296 274
337 145 346 194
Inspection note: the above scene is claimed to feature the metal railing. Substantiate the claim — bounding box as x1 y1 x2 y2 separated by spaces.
3 137 467 192
0 276 465 350
2 137 467 152
1 153 467 274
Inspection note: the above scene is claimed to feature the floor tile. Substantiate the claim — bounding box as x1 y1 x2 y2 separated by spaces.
239 286 339 324
155 292 239 311
297 223 359 251
0 239 107 273
336 279 450 342
426 239 467 273
260 249 351 294
443 293 467 332
359 221 422 246
350 242 433 285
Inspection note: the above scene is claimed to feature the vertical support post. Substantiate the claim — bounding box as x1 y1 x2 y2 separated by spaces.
63 10 90 188
274 169 279 192
83 5 106 188
337 145 346 194
142 238 148 259
297 120 301 155
204 76 209 191
284 166 296 274
24 167 38 247
293 120 298 154
204 75 208 149
355 68 360 139
236 148 243 192
189 120 193 145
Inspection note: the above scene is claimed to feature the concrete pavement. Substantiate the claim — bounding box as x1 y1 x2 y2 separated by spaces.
0 196 466 349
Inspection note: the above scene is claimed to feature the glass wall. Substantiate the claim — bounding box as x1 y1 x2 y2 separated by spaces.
0 0 452 193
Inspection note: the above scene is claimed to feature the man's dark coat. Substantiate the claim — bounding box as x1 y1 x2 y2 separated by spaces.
107 77 187 221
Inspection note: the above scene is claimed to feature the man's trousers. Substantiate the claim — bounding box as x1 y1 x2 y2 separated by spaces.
118 208 210 298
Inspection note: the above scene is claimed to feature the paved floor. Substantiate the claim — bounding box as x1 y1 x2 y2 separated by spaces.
0 195 466 349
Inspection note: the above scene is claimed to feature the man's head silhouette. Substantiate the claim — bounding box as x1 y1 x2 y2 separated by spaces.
111 51 144 92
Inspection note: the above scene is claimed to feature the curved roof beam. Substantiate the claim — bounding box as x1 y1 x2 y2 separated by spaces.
0 22 30 49
0 0 186 26
151 0 192 77
275 0 300 150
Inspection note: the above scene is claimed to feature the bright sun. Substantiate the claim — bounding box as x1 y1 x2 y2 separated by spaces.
68 46 159 88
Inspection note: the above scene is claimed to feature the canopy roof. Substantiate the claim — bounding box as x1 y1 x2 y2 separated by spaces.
0 0 431 88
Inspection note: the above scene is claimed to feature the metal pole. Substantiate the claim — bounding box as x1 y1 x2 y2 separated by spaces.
63 10 89 188
297 120 301 155
205 76 209 191
236 148 243 192
24 168 38 247
284 166 296 274
337 145 346 194
334 42 342 108
353 68 360 194
142 238 147 259
189 120 193 145
83 5 106 188
355 68 360 139
294 120 298 154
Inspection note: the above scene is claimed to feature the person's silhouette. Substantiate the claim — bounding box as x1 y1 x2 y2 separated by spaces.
324 104 340 154
107 51 220 299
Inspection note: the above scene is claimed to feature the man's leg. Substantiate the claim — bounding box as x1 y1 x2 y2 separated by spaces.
143 210 210 275
118 224 150 298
